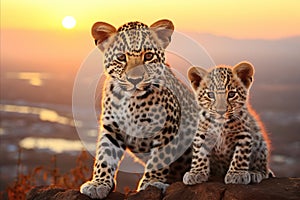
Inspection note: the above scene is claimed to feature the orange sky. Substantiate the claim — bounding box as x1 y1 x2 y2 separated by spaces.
1 0 300 39
1 0 300 74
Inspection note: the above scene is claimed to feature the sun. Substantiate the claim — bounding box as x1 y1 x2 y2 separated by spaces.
62 16 76 29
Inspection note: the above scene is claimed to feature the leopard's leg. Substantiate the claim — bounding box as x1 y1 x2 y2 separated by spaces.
137 90 183 193
167 147 192 183
80 133 125 199
224 132 252 184
137 131 185 193
137 146 171 193
183 129 214 185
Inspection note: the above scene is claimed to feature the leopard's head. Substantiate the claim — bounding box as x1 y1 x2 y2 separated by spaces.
187 62 254 122
92 19 174 91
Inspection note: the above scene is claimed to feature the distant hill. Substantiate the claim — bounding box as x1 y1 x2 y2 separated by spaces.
178 32 300 84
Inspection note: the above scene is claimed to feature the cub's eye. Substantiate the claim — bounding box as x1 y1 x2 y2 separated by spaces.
116 53 126 62
228 91 236 98
207 92 215 99
144 52 154 61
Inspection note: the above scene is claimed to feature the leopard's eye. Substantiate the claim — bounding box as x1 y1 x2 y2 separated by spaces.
228 91 236 99
116 53 126 62
207 91 215 99
144 52 154 62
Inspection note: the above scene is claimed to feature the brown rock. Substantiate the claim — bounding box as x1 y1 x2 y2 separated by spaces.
26 186 125 200
52 189 92 200
126 186 162 200
164 181 226 200
223 177 300 200
26 178 300 200
164 177 300 200
26 186 90 200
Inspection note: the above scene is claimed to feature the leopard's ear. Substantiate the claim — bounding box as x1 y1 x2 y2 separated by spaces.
91 22 116 51
150 19 174 49
188 66 207 91
233 61 254 89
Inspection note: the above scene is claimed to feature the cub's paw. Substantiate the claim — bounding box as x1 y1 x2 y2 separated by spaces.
225 170 251 184
183 171 208 185
139 182 169 193
80 181 111 199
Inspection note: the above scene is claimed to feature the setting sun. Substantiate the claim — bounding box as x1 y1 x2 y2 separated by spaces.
62 16 76 29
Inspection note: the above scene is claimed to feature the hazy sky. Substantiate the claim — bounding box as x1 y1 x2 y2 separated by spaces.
2 0 300 39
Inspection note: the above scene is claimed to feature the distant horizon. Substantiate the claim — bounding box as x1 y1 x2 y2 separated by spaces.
2 27 300 41
2 28 299 74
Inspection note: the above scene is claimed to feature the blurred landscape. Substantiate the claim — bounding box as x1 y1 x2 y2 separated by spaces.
1 29 300 194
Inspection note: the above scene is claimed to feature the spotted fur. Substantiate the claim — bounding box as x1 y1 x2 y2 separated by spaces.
80 20 198 199
183 62 274 185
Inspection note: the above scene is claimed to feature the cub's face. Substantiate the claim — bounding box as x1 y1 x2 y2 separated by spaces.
91 20 174 91
188 62 254 122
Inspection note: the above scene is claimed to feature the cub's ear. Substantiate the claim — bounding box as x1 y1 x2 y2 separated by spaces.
91 22 116 51
150 19 174 49
233 61 254 89
188 66 207 91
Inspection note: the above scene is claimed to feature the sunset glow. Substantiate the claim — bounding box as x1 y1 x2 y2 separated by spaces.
1 0 300 39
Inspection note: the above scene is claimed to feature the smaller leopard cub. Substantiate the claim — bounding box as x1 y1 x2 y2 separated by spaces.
183 61 274 185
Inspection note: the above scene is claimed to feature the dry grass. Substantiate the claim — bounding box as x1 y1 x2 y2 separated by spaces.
3 148 91 200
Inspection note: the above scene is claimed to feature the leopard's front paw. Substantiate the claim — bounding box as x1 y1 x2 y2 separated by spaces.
139 182 169 193
249 171 264 183
225 170 251 184
183 171 209 185
80 181 112 199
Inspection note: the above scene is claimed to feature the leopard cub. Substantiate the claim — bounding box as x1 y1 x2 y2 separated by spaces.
183 61 274 185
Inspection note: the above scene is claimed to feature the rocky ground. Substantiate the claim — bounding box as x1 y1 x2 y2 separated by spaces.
27 177 300 200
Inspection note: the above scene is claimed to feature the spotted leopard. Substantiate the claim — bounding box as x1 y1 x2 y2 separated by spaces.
183 62 274 185
80 19 198 199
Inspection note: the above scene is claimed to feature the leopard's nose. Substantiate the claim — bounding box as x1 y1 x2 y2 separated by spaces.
126 65 146 86
216 110 226 116
126 76 144 86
